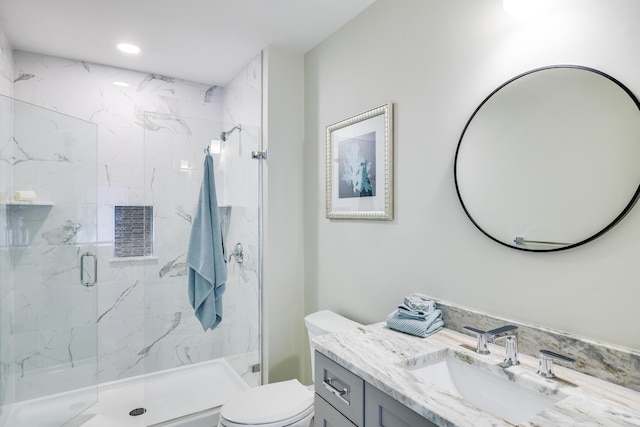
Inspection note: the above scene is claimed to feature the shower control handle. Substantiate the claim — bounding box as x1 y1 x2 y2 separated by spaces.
228 243 244 264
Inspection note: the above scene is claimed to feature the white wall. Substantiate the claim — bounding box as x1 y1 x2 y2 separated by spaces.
304 0 640 364
262 46 306 383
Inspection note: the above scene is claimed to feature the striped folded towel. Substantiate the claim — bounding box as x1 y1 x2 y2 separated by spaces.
386 308 444 338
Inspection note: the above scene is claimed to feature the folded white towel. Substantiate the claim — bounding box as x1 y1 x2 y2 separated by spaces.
13 191 36 201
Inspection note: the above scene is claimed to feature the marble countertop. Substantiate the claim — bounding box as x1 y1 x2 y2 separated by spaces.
313 323 640 426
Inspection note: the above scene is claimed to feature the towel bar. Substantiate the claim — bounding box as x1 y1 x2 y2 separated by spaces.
514 236 571 246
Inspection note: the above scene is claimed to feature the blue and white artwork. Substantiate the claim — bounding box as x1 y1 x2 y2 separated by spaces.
338 131 376 198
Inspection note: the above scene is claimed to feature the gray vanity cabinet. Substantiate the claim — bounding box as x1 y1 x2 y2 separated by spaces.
314 352 437 427
364 382 437 427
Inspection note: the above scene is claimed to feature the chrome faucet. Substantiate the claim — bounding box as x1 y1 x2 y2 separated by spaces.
495 335 519 366
537 350 575 378
463 325 519 365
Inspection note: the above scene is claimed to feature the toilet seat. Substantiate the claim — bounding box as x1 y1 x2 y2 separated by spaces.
219 380 314 427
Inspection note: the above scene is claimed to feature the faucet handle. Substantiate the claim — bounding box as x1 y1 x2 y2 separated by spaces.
463 326 490 354
463 325 487 335
486 324 517 337
537 349 575 378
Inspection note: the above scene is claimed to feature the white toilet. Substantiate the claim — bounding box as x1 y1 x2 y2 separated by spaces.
217 310 361 427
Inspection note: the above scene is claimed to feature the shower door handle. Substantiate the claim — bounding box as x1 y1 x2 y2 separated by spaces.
80 252 97 287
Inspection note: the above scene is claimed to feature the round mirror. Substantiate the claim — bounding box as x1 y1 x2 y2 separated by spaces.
455 65 640 252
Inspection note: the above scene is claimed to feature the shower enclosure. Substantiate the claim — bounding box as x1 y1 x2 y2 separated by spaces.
1 101 262 425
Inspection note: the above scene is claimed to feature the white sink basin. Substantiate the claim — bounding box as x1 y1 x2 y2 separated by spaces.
408 354 566 424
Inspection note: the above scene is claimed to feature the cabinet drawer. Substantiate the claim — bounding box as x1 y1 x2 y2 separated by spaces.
314 394 357 427
315 351 364 427
364 383 437 427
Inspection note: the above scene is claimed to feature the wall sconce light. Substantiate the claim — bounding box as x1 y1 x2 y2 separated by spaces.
210 139 222 154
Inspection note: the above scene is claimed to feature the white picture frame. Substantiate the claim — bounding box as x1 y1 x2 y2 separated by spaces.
326 102 394 220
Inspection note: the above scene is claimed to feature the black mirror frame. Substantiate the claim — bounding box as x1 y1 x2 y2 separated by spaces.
454 65 640 252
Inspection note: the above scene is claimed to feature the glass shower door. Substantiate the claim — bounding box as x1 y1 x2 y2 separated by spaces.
0 95 98 426
142 113 261 424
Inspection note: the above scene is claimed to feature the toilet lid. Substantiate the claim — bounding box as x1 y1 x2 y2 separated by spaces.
220 379 313 425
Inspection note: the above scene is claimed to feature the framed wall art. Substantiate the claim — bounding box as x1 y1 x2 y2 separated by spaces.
326 102 393 220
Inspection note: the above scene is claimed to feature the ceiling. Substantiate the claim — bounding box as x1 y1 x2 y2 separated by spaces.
0 0 375 86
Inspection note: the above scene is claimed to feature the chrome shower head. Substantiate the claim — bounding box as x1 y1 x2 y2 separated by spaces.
220 124 242 142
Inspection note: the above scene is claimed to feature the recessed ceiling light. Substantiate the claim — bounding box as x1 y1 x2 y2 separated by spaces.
113 81 130 87
117 43 141 54
503 0 552 17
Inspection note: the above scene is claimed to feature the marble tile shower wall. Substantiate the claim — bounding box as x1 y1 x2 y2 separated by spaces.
0 28 11 96
5 50 262 401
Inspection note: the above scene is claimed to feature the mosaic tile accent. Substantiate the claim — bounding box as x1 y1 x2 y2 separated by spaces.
114 206 153 258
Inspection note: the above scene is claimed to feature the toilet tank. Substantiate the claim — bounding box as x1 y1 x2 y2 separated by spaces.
304 310 361 380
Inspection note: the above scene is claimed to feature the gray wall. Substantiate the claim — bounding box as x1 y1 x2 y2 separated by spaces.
303 0 640 380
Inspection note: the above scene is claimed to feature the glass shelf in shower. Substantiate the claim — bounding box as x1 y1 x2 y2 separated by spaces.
0 201 54 206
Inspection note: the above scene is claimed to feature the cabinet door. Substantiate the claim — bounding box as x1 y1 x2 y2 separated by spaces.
364 383 438 427
315 394 357 427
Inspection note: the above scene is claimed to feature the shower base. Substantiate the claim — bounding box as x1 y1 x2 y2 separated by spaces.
4 358 249 427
